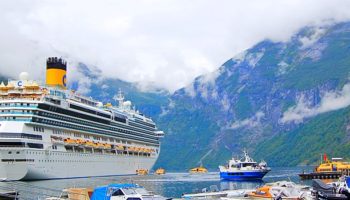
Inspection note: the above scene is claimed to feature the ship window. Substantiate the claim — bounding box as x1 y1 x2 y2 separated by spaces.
111 189 124 196
27 143 44 149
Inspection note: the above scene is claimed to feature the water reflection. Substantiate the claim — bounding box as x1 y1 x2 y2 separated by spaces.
0 167 313 198
220 179 264 191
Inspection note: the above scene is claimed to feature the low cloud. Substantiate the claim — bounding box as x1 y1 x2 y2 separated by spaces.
231 111 265 129
299 27 326 49
1 1 350 92
281 83 350 123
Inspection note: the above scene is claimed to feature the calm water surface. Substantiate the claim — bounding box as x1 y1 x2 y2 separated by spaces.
0 167 314 199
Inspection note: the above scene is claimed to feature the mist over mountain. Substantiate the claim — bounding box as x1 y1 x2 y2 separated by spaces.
155 22 350 170
72 21 350 170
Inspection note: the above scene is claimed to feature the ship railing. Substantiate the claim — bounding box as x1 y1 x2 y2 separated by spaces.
0 111 34 114
0 119 32 122
0 97 42 101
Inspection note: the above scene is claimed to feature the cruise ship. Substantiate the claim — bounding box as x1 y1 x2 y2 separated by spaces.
0 57 165 180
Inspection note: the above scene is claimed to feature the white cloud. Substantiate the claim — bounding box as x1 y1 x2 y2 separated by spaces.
184 83 196 98
276 61 291 76
231 111 265 129
246 50 265 68
281 83 350 123
232 50 247 63
299 43 327 62
221 94 231 111
1 0 350 92
101 84 109 90
299 27 326 49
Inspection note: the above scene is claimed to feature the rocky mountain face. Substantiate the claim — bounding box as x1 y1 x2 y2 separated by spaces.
154 22 350 170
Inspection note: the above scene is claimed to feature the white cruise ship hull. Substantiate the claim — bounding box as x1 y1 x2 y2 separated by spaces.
0 148 157 180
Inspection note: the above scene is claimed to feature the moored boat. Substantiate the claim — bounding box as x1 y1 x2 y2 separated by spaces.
189 165 208 174
182 185 254 199
46 183 169 200
299 154 350 180
155 168 165 175
219 150 270 180
136 169 149 175
248 181 312 199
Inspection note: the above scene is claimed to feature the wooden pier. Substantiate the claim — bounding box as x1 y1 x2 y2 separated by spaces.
299 172 342 180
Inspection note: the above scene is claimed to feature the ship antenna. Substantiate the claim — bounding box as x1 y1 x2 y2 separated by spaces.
114 88 125 108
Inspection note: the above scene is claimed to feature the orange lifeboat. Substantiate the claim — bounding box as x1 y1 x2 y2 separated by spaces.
95 142 105 149
116 145 124 151
64 138 77 145
104 143 112 149
85 141 95 147
76 139 85 145
128 146 136 152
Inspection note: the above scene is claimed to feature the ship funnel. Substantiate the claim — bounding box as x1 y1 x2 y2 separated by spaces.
46 57 67 89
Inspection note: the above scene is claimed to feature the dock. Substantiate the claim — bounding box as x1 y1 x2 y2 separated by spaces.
299 172 342 180
0 190 18 200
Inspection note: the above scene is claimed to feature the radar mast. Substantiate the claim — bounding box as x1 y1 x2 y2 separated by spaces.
115 89 125 108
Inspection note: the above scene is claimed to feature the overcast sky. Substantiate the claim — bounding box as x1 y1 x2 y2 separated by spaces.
1 0 350 92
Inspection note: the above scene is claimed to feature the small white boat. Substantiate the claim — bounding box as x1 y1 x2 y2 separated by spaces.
247 181 312 200
182 185 254 199
46 183 169 200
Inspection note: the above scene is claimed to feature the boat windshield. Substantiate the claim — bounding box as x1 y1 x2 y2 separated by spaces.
135 188 150 195
241 163 257 167
122 188 138 195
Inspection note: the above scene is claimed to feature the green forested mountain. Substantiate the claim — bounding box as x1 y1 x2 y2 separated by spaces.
154 22 350 169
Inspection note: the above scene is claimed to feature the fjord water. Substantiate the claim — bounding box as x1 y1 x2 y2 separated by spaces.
1 167 313 199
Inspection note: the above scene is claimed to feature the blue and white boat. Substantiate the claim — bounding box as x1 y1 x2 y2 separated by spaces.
219 150 271 180
90 183 169 200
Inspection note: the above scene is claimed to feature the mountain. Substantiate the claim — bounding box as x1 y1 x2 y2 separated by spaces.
0 75 9 84
154 22 350 170
69 63 170 118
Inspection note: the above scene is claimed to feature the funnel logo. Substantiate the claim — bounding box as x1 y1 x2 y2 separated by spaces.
17 81 23 87
62 75 67 87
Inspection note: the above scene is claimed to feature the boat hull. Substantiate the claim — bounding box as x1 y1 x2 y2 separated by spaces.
0 148 157 181
220 170 269 180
